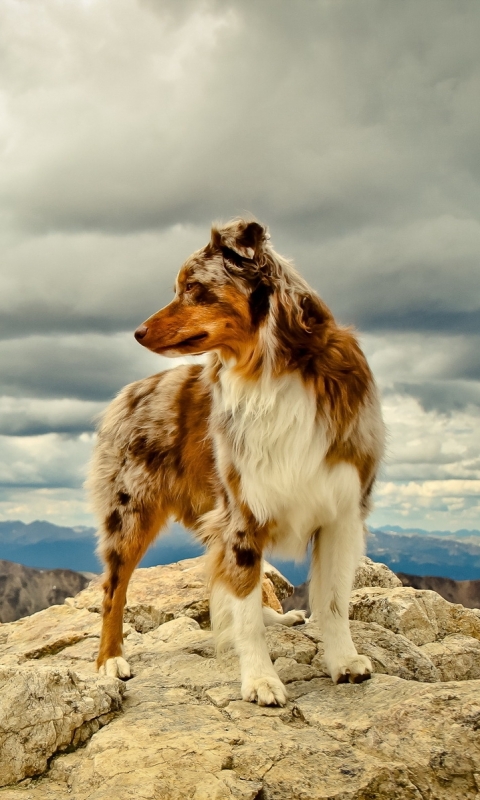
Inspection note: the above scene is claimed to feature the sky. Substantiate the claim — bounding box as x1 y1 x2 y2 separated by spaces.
0 0 479 533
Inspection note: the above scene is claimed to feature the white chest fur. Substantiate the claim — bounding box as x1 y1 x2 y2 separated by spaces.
213 369 341 557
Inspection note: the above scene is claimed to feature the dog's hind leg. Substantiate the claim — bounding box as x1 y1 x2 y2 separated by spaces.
262 606 306 627
96 503 168 679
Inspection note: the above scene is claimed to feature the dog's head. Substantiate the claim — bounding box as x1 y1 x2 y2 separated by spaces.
134 219 274 361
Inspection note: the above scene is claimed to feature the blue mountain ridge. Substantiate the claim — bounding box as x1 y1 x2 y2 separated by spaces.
0 520 479 583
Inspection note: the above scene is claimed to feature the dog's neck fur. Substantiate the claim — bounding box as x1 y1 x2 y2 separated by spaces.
214 243 334 381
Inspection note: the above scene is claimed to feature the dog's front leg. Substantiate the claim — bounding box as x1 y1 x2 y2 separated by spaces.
208 528 287 707
231 581 288 706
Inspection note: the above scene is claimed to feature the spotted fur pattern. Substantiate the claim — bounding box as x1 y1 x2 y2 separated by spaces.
87 218 385 702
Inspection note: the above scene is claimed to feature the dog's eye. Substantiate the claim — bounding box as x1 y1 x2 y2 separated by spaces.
185 282 198 293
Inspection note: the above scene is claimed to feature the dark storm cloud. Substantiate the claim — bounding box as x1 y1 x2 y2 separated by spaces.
5 0 478 239
0 227 205 340
1 0 479 340
0 398 106 436
387 381 480 415
0 333 170 402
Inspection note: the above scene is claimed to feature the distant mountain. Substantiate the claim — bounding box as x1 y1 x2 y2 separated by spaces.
0 560 90 622
283 572 480 614
368 528 480 581
0 520 479 584
0 519 203 573
396 573 480 609
0 520 96 545
378 525 480 544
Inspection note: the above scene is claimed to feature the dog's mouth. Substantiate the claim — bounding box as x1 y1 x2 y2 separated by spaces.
156 332 209 352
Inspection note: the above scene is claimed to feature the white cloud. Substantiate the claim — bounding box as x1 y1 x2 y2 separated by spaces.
0 486 95 527
371 478 480 530
0 432 94 488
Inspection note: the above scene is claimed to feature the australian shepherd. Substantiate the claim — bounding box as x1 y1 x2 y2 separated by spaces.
88 218 385 706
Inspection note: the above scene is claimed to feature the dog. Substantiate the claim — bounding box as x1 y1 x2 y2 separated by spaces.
87 218 385 706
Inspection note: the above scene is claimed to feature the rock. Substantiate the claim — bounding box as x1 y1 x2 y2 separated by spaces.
0 603 131 669
420 634 480 681
352 555 403 590
307 620 440 683
71 557 211 632
293 675 480 800
0 664 124 787
71 556 287 633
262 576 283 613
274 656 322 684
2 555 480 799
0 559 90 623
263 561 294 600
350 621 440 682
265 624 317 664
349 585 480 646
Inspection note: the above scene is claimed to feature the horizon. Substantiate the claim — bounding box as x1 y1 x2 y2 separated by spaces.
2 518 480 585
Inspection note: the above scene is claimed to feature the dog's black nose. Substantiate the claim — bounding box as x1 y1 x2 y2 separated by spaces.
134 325 148 341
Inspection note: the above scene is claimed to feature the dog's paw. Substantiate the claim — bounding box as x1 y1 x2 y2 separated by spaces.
332 655 372 685
281 609 307 627
99 656 131 680
242 674 288 706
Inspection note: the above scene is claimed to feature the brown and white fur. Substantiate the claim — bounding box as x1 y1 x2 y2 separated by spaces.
87 218 385 706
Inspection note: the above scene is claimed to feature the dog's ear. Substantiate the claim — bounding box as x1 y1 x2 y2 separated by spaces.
210 220 268 260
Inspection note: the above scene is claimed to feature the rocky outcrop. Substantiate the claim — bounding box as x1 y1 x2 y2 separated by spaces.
69 557 293 632
349 585 480 645
283 555 402 613
0 555 479 798
398 571 480 609
0 666 124 787
0 560 89 623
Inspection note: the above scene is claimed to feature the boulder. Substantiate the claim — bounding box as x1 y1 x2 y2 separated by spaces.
353 555 402 590
306 620 440 682
0 665 124 787
0 603 131 669
349 585 480 645
420 633 480 681
70 556 290 633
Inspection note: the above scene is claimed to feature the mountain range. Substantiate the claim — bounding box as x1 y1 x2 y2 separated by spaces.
0 519 479 584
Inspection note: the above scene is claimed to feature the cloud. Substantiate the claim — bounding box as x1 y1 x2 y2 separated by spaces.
0 486 95 528
371 479 480 530
1 0 479 240
0 0 479 531
380 393 480 481
0 332 174 401
362 332 480 384
388 382 480 415
0 397 106 436
0 226 206 340
0 433 94 489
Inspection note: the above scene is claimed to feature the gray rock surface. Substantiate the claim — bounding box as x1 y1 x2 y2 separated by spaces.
70 556 293 633
0 665 124 787
420 633 480 681
1 555 479 798
349 585 480 645
352 555 403 590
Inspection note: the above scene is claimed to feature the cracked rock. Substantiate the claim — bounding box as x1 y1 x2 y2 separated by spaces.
0 665 124 787
1 556 480 799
